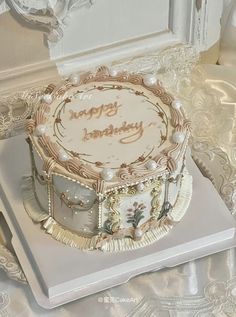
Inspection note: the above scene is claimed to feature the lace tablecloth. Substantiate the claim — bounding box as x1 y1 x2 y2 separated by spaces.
1 44 236 316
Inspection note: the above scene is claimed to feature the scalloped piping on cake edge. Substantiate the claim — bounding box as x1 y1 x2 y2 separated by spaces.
20 171 192 252
27 67 191 194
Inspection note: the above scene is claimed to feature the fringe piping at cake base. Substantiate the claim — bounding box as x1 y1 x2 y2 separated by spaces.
170 172 192 222
43 217 98 251
99 221 173 252
21 173 192 252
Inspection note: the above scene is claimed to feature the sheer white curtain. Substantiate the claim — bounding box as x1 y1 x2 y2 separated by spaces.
192 0 236 169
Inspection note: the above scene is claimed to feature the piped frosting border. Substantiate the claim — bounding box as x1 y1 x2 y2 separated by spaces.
26 66 191 195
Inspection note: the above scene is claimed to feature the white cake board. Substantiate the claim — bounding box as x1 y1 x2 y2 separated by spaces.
0 135 236 309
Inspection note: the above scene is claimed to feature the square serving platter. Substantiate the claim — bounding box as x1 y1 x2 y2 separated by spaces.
0 134 236 309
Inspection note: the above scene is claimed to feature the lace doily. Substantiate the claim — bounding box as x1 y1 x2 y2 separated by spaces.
0 88 43 140
178 66 236 214
125 276 236 317
0 291 10 317
0 244 27 284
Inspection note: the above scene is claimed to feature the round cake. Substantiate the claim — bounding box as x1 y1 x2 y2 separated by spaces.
24 66 192 252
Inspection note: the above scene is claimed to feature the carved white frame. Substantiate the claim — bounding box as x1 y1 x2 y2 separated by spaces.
4 0 223 48
55 0 224 74
0 0 224 90
5 0 95 42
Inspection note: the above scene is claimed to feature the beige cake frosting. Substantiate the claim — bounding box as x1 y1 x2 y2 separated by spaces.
24 66 192 252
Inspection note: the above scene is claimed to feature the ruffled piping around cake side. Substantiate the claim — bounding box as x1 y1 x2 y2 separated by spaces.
21 172 192 252
169 171 192 222
43 217 98 251
21 176 49 222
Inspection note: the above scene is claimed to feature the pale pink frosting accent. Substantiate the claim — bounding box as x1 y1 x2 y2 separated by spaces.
94 179 105 193
26 119 35 134
118 166 152 180
167 157 177 172
55 82 73 97
64 158 82 174
152 154 168 166
170 108 184 127
77 163 100 180
45 84 56 94
163 143 181 157
175 124 185 132
38 135 59 159
183 119 192 131
43 157 57 176
35 104 50 125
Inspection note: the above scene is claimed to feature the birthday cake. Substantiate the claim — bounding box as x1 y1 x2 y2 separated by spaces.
24 66 192 252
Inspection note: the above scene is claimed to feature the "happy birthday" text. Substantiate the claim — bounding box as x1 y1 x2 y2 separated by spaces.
82 121 144 144
69 102 121 120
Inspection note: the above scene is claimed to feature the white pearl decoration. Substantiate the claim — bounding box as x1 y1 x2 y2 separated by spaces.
172 131 185 144
171 99 182 110
137 183 145 192
69 73 80 85
143 74 157 86
35 124 47 136
42 94 52 104
134 228 143 240
145 160 157 171
58 149 70 162
101 168 114 181
109 68 119 77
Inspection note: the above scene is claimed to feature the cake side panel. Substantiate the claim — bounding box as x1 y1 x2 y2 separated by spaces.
27 140 49 214
52 174 99 237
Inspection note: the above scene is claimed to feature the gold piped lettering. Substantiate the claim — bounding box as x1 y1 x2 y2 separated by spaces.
69 102 121 121
82 121 144 144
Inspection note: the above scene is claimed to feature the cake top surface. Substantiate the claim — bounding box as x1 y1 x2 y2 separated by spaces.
27 67 191 193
